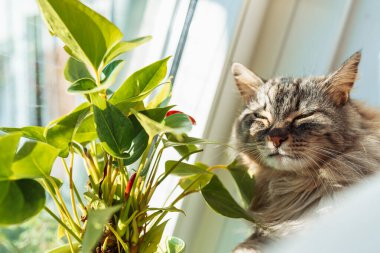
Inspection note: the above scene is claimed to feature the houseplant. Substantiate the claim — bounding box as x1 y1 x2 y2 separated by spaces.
0 0 256 252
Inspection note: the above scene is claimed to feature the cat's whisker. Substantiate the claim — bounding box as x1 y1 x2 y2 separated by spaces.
306 147 368 184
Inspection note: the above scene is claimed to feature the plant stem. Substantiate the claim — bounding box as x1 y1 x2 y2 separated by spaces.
45 176 82 234
119 137 153 232
207 164 228 171
152 175 201 228
66 150 81 225
108 169 118 204
145 139 164 193
106 155 113 204
44 206 82 243
145 135 163 188
42 179 83 243
163 182 179 206
155 149 203 186
65 230 75 253
83 147 100 183
106 224 129 251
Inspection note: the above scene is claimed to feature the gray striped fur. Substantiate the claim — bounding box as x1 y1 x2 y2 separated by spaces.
231 52 380 252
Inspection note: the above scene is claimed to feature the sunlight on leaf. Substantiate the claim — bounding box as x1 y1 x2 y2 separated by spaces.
45 102 90 157
9 141 60 180
37 0 123 69
147 81 172 109
166 236 185 253
0 126 46 142
103 36 152 66
46 242 80 253
110 57 170 105
68 78 97 93
0 133 22 179
132 109 192 139
165 161 211 177
64 57 93 82
179 174 213 192
73 113 97 144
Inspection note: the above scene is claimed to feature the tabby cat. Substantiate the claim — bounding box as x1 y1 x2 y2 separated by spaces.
231 52 380 252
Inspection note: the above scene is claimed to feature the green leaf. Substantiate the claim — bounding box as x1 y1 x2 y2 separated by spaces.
102 60 124 80
140 106 174 122
110 57 170 105
37 176 64 193
0 126 46 142
7 141 60 180
227 160 255 207
68 60 125 94
140 220 168 253
126 107 173 159
82 205 121 253
73 113 97 144
122 130 148 165
112 101 145 116
103 36 152 66
0 133 22 179
179 174 213 192
131 109 190 139
164 133 202 159
147 81 172 109
67 78 97 93
0 134 59 181
147 206 185 215
0 179 46 225
166 236 185 253
164 136 205 147
122 110 172 166
201 175 255 222
57 224 66 239
92 95 135 158
46 102 90 157
37 0 123 70
165 161 211 177
46 242 80 253
63 45 82 61
99 60 125 89
131 109 165 138
164 113 193 133
64 57 93 82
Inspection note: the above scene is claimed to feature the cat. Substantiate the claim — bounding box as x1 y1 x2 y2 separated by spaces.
230 51 380 252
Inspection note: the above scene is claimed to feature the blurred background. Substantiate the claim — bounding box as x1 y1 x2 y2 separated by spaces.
1 0 380 252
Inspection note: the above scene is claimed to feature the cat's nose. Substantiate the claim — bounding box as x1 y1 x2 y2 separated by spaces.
268 128 289 148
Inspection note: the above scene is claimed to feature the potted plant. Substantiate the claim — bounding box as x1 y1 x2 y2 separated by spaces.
0 0 256 252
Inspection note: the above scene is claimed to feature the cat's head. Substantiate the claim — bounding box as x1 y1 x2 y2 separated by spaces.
232 51 361 172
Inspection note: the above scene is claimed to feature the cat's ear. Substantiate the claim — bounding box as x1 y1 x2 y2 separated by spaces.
323 51 361 106
232 63 264 104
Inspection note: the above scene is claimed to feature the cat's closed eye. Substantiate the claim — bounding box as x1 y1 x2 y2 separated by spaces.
292 112 316 122
242 114 255 128
253 112 267 120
